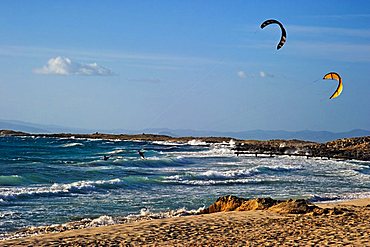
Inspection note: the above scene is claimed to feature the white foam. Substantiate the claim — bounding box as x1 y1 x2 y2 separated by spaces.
0 179 122 201
130 206 205 219
228 139 236 147
61 143 84 147
197 168 257 179
171 178 262 185
86 138 104 142
167 146 235 158
310 191 370 203
140 207 150 216
0 211 16 218
88 215 115 227
206 147 234 155
152 141 185 146
107 149 126 154
187 139 207 146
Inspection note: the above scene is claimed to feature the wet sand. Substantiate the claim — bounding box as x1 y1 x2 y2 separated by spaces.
1 198 370 246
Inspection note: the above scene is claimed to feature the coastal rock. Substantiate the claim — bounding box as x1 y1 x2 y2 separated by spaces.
0 130 29 136
200 196 282 214
200 195 248 214
234 136 370 161
201 196 347 216
237 197 279 211
268 199 318 214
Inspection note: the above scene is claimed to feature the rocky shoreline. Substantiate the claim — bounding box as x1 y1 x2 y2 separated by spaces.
1 130 370 161
1 129 369 161
234 136 370 161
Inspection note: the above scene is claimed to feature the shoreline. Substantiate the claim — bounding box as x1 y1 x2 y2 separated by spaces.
1 130 369 161
1 197 369 246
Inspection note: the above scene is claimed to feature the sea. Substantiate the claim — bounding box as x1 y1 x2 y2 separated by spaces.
1 135 370 235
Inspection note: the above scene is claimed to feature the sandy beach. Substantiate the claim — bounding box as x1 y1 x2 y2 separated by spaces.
1 198 369 246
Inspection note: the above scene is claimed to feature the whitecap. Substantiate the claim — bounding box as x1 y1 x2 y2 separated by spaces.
107 149 126 154
152 141 185 146
61 143 84 147
187 139 208 146
309 191 370 203
88 215 115 227
0 179 122 202
197 168 257 179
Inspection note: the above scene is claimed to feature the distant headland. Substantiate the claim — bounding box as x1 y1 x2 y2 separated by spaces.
1 130 369 161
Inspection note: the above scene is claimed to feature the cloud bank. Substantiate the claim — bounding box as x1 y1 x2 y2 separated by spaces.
34 56 113 76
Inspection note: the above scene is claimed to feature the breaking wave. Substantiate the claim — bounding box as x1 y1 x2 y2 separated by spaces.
0 179 122 202
61 143 84 147
309 192 370 203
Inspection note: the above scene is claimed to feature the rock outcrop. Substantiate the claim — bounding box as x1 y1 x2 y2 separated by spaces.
268 199 317 214
234 136 370 161
201 195 345 216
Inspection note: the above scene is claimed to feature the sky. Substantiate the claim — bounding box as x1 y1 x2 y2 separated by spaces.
0 0 369 132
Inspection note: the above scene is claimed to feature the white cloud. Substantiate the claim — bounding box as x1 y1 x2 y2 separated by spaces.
34 56 113 76
237 70 247 79
259 71 274 78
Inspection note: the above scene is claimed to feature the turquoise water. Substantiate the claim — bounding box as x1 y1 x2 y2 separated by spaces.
1 135 370 234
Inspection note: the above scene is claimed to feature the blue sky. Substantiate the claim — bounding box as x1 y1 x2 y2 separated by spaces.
0 0 369 132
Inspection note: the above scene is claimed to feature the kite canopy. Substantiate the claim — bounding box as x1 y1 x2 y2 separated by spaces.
260 19 287 50
323 72 343 99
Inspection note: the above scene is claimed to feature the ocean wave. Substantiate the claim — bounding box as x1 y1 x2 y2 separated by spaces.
134 206 205 219
205 147 235 156
165 178 269 186
0 175 24 186
61 143 84 148
195 169 258 180
165 164 301 183
88 215 115 227
128 157 187 168
152 141 185 146
309 192 370 203
167 147 235 158
0 179 122 202
0 211 12 218
257 164 303 173
187 140 208 146
107 149 127 154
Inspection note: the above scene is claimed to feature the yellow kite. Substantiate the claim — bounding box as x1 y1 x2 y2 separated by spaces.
323 72 343 99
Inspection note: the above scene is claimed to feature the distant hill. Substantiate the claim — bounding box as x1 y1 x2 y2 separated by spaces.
0 119 369 142
143 128 370 143
0 119 91 134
